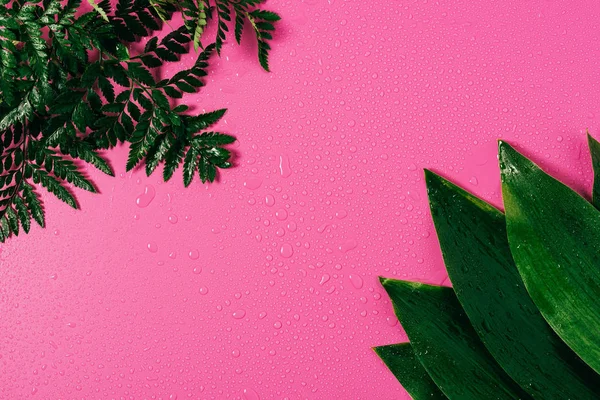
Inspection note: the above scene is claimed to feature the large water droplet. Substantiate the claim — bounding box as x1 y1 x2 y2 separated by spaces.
136 185 156 208
339 239 357 253
242 388 260 400
244 177 263 190
280 244 293 258
279 155 292 178
349 274 364 289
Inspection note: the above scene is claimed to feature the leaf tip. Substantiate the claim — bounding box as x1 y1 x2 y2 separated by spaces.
497 140 521 176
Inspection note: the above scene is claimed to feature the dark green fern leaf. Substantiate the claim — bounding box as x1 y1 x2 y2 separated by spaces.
13 195 31 233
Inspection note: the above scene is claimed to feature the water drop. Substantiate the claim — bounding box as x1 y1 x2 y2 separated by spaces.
339 239 357 253
275 209 288 221
136 185 156 208
265 194 275 207
242 388 260 400
280 244 293 258
279 155 292 178
147 242 158 253
232 309 246 319
335 210 347 219
244 177 263 190
349 274 364 289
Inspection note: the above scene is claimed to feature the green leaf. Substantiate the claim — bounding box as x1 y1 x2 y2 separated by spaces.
126 114 158 171
0 100 32 131
87 0 109 21
379 278 531 400
193 1 207 51
588 132 600 209
185 109 227 132
144 133 173 176
249 10 281 22
374 344 446 400
499 141 600 375
5 207 19 236
104 63 131 87
65 140 114 176
144 37 159 53
425 170 600 398
163 138 185 181
128 62 156 86
151 89 170 109
13 195 31 234
183 147 198 187
34 170 77 209
98 76 116 102
192 131 235 147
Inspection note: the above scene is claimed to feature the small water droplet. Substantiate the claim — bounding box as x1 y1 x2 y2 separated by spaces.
188 250 199 260
168 214 178 224
232 309 246 319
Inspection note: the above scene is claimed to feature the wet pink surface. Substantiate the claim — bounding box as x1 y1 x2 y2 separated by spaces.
2 0 600 398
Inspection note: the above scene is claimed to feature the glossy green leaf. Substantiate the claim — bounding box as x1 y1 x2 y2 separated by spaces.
379 278 531 400
588 133 600 209
374 343 446 400
425 170 600 398
500 141 600 374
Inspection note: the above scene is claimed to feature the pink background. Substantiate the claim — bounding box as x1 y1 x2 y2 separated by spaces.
2 0 600 398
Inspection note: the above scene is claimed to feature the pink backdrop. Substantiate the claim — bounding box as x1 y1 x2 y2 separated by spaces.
2 0 600 398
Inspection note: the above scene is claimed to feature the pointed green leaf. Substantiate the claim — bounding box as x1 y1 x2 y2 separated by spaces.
86 0 109 21
374 343 446 400
500 141 600 374
36 170 77 209
5 207 19 236
163 138 185 181
426 170 600 398
22 183 44 228
183 147 198 187
380 278 531 400
588 132 600 209
13 195 31 234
